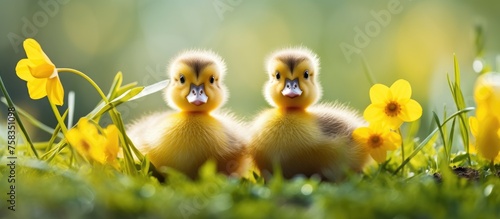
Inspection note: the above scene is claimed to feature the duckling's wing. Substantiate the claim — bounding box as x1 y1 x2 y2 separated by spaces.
212 109 251 174
212 109 249 148
309 102 366 138
126 111 171 154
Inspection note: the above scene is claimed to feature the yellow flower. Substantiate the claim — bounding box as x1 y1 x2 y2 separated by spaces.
470 111 500 163
66 118 120 166
352 124 401 163
364 79 422 129
474 72 500 120
15 38 64 105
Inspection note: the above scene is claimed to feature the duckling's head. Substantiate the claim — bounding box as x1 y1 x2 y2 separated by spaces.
264 47 321 109
165 50 228 112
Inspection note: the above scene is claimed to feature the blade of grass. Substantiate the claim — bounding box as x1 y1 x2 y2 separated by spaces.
452 55 471 165
432 112 448 162
447 117 456 156
0 76 39 158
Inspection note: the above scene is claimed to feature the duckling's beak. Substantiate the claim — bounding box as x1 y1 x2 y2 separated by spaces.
281 78 302 98
186 83 208 106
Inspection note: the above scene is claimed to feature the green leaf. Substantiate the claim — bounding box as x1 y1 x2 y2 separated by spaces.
128 79 169 101
453 54 461 87
115 82 139 97
446 73 455 97
88 87 144 119
451 153 470 164
107 71 123 100
199 160 217 179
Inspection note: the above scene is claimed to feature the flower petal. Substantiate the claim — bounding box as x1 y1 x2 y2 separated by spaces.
15 59 35 81
67 128 87 156
22 39 56 79
370 147 387 163
384 115 404 129
370 84 390 104
46 77 64 106
104 125 120 162
363 104 386 123
23 38 44 60
352 127 371 143
77 118 99 138
476 117 500 161
390 79 412 103
24 39 54 66
89 138 107 164
26 78 47 99
476 116 500 161
30 60 56 78
399 99 422 122
469 117 478 137
384 131 401 150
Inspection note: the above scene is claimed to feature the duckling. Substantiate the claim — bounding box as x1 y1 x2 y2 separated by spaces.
248 47 369 181
127 50 247 179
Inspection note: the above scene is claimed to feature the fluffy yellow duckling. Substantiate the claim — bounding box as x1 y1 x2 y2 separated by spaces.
127 50 247 179
249 47 369 181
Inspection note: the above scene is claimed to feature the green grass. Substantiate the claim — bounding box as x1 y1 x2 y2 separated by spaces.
2 160 500 219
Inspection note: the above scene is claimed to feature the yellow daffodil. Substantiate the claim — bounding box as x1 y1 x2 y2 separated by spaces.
364 79 422 129
66 118 120 166
469 116 500 163
15 38 64 105
352 124 401 163
474 72 500 120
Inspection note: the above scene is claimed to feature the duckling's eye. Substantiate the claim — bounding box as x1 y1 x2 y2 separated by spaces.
179 75 185 84
304 70 309 79
275 72 281 80
210 76 215 84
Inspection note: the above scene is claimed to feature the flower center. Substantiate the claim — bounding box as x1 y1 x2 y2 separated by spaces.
385 101 401 117
80 140 90 151
369 135 383 148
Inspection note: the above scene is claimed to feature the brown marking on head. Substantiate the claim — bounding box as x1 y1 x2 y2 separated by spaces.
275 55 307 75
178 58 213 78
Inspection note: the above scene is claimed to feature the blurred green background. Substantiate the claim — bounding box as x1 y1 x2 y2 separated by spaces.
1 0 499 141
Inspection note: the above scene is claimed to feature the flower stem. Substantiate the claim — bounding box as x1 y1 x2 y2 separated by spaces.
57 68 108 101
491 161 497 174
47 98 79 164
48 99 68 135
398 128 405 176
